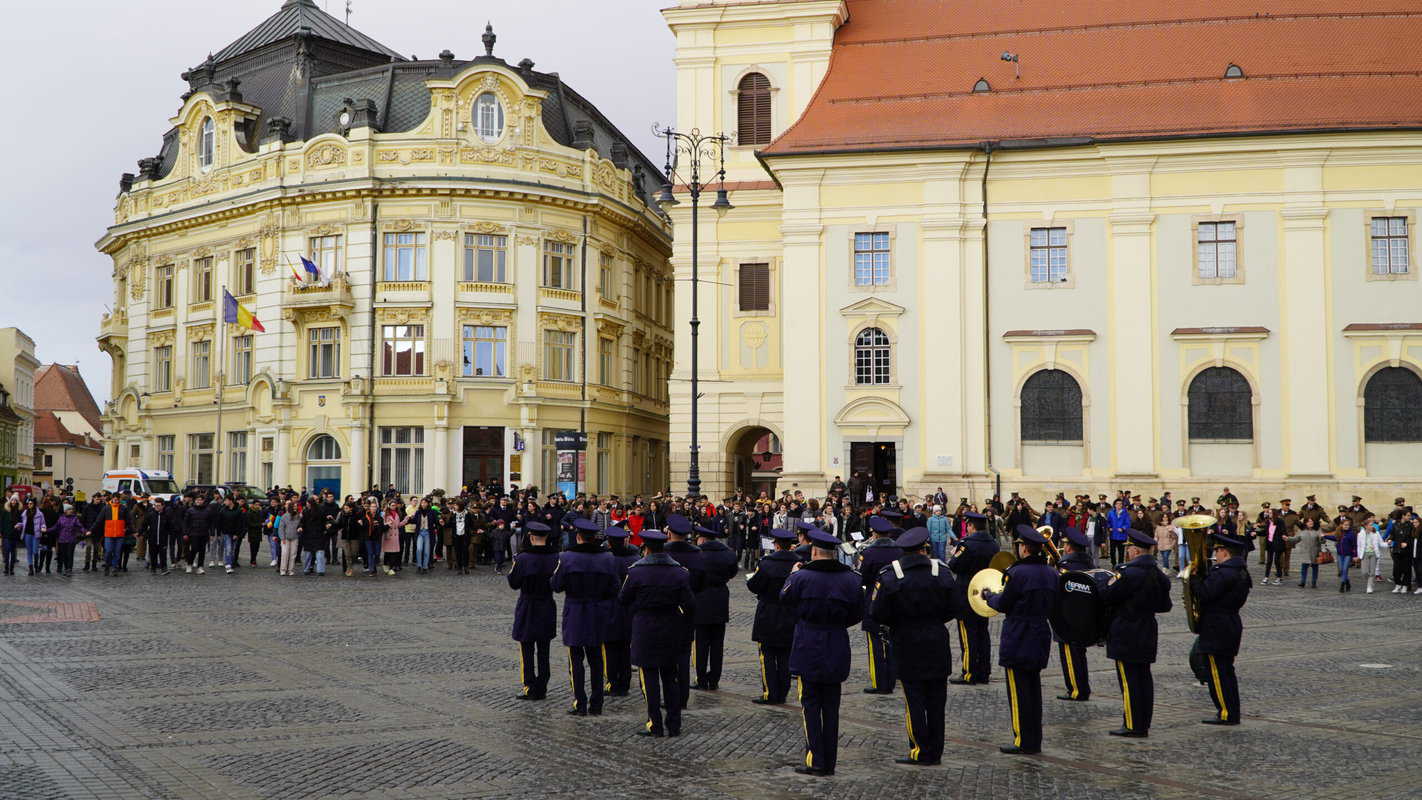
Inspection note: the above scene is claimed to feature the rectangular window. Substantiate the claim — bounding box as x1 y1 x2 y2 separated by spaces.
463 234 508 282
1029 227 1069 284
155 265 175 308
153 346 173 392
310 235 342 279
259 436 274 490
188 433 214 485
543 330 576 381
641 352 653 397
381 325 425 376
156 435 175 475
596 431 612 495
231 334 253 384
1371 216 1410 275
382 232 427 281
308 326 341 379
1197 222 1237 280
378 426 424 494
191 340 211 389
228 431 248 483
543 241 575 289
599 252 614 300
234 248 256 295
739 262 770 311
853 232 891 286
461 325 507 377
599 338 615 385
192 256 214 303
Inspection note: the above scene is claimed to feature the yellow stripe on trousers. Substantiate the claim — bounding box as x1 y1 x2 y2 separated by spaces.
1006 667 1021 747
958 620 972 682
639 668 652 731
758 645 769 700
567 648 577 709
866 632 877 687
602 644 611 692
518 645 528 695
904 695 920 760
1117 660 1134 731
1208 655 1228 722
1064 644 1079 699
799 678 813 768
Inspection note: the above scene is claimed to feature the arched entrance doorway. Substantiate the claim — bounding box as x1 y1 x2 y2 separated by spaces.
305 434 343 496
727 426 781 498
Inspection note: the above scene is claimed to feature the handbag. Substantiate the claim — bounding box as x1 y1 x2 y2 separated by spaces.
1316 549 1334 565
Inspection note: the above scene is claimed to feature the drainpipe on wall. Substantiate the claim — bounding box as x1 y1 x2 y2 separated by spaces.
981 142 996 501
365 197 379 492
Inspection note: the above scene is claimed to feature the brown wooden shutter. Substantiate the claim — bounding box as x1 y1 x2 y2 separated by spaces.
739 262 769 311
737 73 772 145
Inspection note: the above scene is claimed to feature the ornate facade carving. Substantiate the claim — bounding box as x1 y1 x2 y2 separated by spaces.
306 143 346 169
259 223 279 273
383 219 419 232
540 312 582 333
187 323 215 341
308 223 340 237
377 307 429 325
149 328 176 347
433 230 460 241
547 229 579 244
467 222 507 234
458 306 515 325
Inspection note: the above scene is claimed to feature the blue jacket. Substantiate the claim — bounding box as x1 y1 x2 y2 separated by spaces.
618 553 696 668
926 516 951 542
550 543 619 647
507 544 559 643
745 550 798 647
1107 509 1132 541
781 559 864 683
985 555 1056 670
1101 554 1173 663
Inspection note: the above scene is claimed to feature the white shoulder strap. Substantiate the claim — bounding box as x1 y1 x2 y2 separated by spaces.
891 560 904 580
930 559 940 577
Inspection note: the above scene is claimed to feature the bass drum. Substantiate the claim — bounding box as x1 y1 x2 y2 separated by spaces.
1050 568 1115 647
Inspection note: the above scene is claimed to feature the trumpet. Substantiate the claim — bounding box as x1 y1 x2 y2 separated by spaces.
1038 524 1062 567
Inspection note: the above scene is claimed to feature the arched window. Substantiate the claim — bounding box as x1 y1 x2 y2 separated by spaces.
199 117 215 170
853 328 890 385
1187 367 1253 440
737 72 771 146
1020 369 1083 442
1364 366 1422 442
474 92 504 142
306 434 341 461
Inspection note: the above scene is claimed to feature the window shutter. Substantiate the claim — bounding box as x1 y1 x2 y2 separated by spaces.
739 263 769 311
737 73 771 146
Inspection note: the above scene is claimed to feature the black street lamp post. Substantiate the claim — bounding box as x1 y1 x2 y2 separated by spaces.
653 125 732 499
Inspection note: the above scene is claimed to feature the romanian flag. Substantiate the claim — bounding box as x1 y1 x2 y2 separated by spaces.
222 289 266 332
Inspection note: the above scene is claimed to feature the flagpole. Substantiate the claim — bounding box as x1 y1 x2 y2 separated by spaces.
215 286 226 487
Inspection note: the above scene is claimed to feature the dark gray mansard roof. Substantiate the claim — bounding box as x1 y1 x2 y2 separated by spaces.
142 2 664 207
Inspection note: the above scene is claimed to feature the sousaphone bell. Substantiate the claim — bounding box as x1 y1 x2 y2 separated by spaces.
1175 513 1218 633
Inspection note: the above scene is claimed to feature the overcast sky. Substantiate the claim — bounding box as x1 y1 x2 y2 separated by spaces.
0 0 673 404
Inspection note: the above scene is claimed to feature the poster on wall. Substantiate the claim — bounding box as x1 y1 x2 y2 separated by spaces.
556 450 576 498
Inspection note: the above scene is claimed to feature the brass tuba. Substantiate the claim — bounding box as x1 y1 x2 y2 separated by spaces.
1176 514 1218 633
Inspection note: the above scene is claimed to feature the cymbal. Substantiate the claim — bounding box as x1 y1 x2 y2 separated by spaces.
988 550 1016 572
1176 514 1218 530
968 568 1005 618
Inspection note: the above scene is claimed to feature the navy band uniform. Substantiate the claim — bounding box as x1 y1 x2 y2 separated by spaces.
982 527 1057 755
1194 532 1251 726
857 515 903 694
617 529 696 737
781 526 865 777
550 518 620 716
869 526 959 766
508 521 559 700
1054 526 1096 701
745 527 799 704
1100 528 1173 737
948 512 999 685
664 515 705 708
602 525 639 696
692 523 739 691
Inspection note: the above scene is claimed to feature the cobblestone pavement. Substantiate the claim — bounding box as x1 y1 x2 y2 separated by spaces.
0 553 1419 799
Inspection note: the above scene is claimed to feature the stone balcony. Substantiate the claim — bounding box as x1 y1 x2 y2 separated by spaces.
282 274 355 319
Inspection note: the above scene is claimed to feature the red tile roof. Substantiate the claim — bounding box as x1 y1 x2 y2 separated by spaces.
34 411 100 451
34 365 102 433
764 1 1422 156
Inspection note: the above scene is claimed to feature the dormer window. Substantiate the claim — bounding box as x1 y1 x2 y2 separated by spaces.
199 117 215 171
474 92 504 143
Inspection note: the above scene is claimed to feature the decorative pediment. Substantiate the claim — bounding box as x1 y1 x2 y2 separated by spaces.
458 306 514 325
839 297 906 319
834 396 911 428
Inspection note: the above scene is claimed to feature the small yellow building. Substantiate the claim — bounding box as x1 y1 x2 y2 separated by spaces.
97 1 673 496
663 0 1422 506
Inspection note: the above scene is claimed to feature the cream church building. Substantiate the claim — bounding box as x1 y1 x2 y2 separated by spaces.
662 0 1422 504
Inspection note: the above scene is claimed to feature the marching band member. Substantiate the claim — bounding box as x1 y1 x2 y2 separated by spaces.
857 515 903 694
745 528 799 705
948 511 999 685
1193 532 1251 726
980 526 1056 755
1100 528 1173 737
1053 527 1096 701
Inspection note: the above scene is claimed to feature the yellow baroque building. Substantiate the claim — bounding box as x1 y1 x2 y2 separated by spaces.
663 0 1422 506
97 1 673 496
